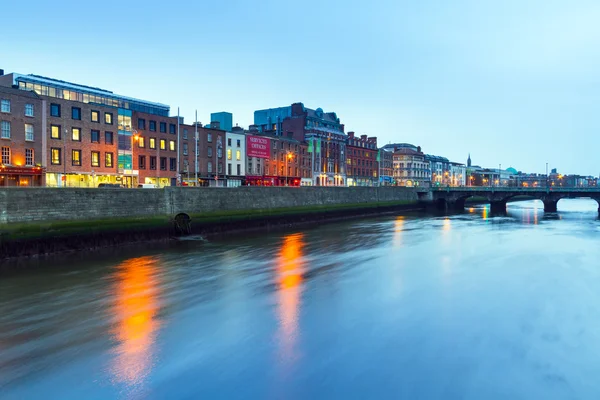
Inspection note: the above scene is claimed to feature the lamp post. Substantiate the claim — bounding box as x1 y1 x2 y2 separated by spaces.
131 130 139 188
63 128 67 187
285 151 293 186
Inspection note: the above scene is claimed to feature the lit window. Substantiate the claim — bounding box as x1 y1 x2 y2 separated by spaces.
72 150 81 166
72 127 81 141
91 151 100 167
160 139 166 150
105 112 113 125
91 110 99 122
1 121 11 139
1 146 10 164
51 148 61 165
25 104 34 117
227 148 232 160
51 125 61 139
138 137 145 148
236 150 241 161
25 124 34 141
25 149 34 166
169 140 175 151
1 99 10 113
105 152 113 168
149 138 156 149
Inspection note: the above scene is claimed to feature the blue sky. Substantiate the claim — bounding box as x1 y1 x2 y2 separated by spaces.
2 0 600 175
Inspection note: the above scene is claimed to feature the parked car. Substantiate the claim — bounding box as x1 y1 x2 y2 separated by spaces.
138 183 158 189
98 183 124 188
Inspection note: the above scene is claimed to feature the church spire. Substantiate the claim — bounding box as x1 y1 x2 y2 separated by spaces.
467 153 472 167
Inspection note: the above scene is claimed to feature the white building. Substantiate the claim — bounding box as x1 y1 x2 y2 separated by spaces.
449 162 466 187
225 131 246 187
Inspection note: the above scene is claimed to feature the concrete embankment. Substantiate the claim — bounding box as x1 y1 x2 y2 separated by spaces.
0 187 426 260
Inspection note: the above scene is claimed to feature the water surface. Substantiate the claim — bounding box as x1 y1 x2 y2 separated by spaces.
1 199 600 399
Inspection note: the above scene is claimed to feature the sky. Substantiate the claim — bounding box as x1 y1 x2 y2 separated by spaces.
2 0 600 175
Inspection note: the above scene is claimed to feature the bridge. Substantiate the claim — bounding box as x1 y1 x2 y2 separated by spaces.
430 187 600 213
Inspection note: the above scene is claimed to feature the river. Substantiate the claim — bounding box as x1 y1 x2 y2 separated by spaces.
1 199 600 399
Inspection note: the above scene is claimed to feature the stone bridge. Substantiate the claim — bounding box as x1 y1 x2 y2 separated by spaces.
431 187 600 213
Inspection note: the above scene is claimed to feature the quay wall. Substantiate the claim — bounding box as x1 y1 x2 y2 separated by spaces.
0 187 422 224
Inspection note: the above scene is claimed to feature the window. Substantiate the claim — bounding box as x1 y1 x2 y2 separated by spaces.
160 139 166 150
227 138 232 146
1 121 10 139
236 150 241 161
207 161 213 173
1 99 10 113
160 157 167 171
228 163 232 175
1 146 10 164
72 150 81 166
50 103 61 117
72 127 81 141
25 104 34 117
105 112 113 125
150 156 157 170
51 148 61 165
51 125 61 139
217 147 222 158
23 124 34 142
91 130 100 143
237 164 241 176
237 139 241 147
105 152 113 168
207 147 213 157
183 129 188 140
149 121 156 131
26 149 34 166
72 107 81 120
169 124 176 134
207 133 212 142
138 118 146 129
149 138 156 149
183 143 188 156
138 137 145 148
227 149 232 160
169 140 175 151
218 163 223 174
91 110 99 122
105 131 114 145
170 157 176 171
139 155 146 169
91 151 100 167
160 122 166 133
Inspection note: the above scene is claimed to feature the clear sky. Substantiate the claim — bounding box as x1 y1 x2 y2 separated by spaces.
2 0 599 175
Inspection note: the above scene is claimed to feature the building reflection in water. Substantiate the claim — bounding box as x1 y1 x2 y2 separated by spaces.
275 233 306 366
109 256 162 388
393 216 404 248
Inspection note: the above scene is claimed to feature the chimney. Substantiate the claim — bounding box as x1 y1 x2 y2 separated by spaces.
361 134 367 140
348 131 355 138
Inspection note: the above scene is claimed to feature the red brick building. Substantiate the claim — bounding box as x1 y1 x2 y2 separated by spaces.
346 132 378 186
0 86 45 186
178 122 226 186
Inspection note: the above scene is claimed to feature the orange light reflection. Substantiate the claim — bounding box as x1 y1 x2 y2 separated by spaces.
276 233 305 364
110 256 161 388
393 216 404 248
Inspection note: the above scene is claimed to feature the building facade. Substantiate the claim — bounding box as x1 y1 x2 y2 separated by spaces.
0 86 45 186
210 112 233 132
425 154 450 186
449 162 466 187
346 132 378 186
225 130 245 187
254 103 346 186
178 123 226 187
379 148 393 185
392 146 428 187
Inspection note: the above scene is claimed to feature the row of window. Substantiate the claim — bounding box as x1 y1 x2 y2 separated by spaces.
50 104 114 124
50 125 114 144
137 156 177 171
346 158 376 167
50 148 114 168
351 168 378 177
1 147 34 165
138 118 176 134
0 100 35 117
136 137 176 151
0 122 35 141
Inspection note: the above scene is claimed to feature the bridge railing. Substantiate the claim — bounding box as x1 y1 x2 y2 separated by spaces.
431 187 600 193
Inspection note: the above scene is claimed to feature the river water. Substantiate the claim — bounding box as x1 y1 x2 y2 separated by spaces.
1 199 600 399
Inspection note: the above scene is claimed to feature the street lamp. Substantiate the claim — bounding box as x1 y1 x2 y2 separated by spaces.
131 130 140 188
63 128 67 187
285 151 293 186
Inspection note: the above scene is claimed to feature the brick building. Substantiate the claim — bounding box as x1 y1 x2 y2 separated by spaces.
177 122 226 187
0 70 170 187
0 85 45 186
254 102 347 186
346 132 378 186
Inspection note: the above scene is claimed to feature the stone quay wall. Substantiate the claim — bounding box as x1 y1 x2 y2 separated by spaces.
0 187 423 225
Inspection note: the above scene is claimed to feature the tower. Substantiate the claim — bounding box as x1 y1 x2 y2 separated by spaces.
467 153 472 168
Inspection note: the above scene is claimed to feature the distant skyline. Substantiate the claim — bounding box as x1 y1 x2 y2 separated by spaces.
3 0 600 175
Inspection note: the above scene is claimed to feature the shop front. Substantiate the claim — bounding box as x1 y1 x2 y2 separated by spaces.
0 166 44 186
45 172 134 188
